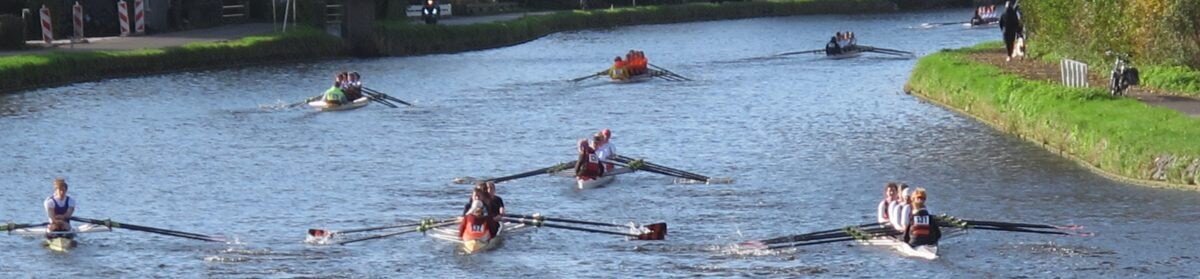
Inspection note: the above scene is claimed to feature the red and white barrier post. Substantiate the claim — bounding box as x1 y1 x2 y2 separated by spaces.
72 2 84 41
134 0 145 34
118 0 129 36
39 5 52 44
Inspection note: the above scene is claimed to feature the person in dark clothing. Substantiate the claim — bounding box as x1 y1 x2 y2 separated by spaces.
999 0 1024 61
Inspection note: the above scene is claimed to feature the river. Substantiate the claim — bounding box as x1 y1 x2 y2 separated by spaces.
2 9 1198 278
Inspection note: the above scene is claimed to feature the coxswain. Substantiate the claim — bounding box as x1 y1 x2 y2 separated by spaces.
877 182 899 224
999 0 1024 61
459 198 492 240
44 178 76 239
575 139 605 180
594 129 617 172
462 182 490 216
904 188 941 246
324 74 347 106
610 56 628 80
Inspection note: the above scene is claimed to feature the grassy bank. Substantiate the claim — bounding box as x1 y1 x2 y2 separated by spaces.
905 42 1200 187
1022 0 1200 96
0 28 344 94
375 0 899 56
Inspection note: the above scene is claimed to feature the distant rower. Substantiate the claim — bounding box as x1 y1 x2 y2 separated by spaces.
44 178 76 239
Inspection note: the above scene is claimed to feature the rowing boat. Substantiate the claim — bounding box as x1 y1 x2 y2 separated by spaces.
856 227 964 260
429 221 530 254
826 46 864 59
576 167 632 189
307 96 370 112
610 71 654 84
12 223 112 252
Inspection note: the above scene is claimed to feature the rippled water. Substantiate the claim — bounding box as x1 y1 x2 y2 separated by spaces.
3 9 1200 278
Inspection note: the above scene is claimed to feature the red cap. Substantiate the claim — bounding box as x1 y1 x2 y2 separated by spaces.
601 129 611 139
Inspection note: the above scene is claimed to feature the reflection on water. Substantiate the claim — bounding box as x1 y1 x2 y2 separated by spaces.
1 9 1199 278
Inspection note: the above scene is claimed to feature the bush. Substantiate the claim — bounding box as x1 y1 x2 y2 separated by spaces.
1023 0 1200 69
0 14 24 49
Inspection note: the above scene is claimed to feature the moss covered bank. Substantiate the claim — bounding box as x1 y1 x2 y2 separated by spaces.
905 42 1200 188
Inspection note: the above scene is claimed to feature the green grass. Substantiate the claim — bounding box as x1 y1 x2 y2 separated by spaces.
906 42 1200 186
0 28 345 93
375 0 900 56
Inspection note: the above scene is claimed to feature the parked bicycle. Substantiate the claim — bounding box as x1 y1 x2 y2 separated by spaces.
1106 50 1139 97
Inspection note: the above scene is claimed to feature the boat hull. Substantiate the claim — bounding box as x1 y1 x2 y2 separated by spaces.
43 237 76 252
430 222 529 254
610 72 654 84
308 96 370 112
858 227 964 260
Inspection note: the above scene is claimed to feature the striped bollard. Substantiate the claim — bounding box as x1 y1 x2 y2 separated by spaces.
73 2 84 41
39 5 52 44
134 0 145 34
118 0 129 36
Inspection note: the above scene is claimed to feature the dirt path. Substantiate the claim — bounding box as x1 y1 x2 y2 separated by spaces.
964 48 1200 117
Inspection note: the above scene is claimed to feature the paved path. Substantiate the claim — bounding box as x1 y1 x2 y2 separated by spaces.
0 11 556 57
0 23 275 56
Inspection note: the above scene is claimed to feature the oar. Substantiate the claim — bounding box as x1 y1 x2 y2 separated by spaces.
859 46 915 57
571 70 608 82
481 161 577 184
647 63 691 81
308 218 439 239
362 87 413 106
70 217 225 242
614 155 706 179
359 90 399 108
288 95 323 108
958 219 1081 231
920 21 968 27
0 222 48 232
503 216 666 240
964 225 1075 236
738 222 883 247
337 218 458 245
765 228 901 250
505 213 662 230
611 156 709 182
776 49 825 56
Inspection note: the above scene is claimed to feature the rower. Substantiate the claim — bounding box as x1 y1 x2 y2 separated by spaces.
904 188 941 246
459 199 492 240
611 56 628 80
876 182 899 224
324 74 348 106
891 186 913 231
826 36 841 55
485 181 504 237
43 178 76 239
594 129 617 172
462 182 491 216
343 72 364 101
574 139 605 180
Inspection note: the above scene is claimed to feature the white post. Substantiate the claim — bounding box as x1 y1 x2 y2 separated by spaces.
134 0 145 34
39 5 52 44
72 2 84 41
118 0 130 36
282 0 290 32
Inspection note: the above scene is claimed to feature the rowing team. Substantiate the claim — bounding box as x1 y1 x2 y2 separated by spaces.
575 128 617 181
322 71 365 106
876 182 942 247
459 181 506 239
824 31 858 54
970 5 1000 25
611 50 649 79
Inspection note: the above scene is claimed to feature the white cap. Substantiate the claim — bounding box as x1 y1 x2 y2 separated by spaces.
469 200 485 216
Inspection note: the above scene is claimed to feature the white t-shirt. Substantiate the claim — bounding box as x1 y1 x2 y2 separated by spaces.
44 195 76 218
596 142 616 162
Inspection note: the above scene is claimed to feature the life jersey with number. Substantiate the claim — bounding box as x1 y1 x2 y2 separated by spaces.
460 214 492 241
906 209 939 246
578 148 605 179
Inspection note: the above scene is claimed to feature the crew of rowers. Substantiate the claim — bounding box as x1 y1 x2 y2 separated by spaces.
575 129 617 181
610 50 649 80
970 5 1000 26
825 31 858 55
459 181 506 239
876 182 941 247
323 71 365 106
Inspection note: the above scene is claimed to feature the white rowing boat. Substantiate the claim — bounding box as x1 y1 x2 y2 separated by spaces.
11 224 112 252
307 96 370 112
576 167 633 189
856 227 964 260
429 221 530 254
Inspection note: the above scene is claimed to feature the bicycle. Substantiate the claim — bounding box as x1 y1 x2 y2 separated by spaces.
1106 51 1139 97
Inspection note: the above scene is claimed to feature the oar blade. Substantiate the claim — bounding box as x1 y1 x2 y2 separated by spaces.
635 223 668 241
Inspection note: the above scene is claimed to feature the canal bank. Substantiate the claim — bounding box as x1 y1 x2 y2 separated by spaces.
0 0 965 95
905 42 1200 189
